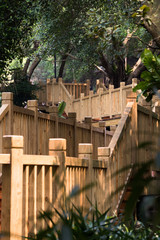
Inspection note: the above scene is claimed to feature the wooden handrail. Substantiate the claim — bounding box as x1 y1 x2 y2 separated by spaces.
108 101 133 156
0 154 10 164
0 104 9 122
22 154 60 166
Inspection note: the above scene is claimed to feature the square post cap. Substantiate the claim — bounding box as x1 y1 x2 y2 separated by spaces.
78 143 93 154
49 138 66 151
3 135 24 149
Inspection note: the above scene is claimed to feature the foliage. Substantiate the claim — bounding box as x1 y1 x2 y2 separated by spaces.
35 0 148 85
27 201 160 240
133 49 160 101
58 101 66 118
4 75 39 107
0 0 38 79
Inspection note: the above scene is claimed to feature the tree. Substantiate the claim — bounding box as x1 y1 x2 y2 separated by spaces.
2 0 160 90
35 0 160 88
0 0 38 79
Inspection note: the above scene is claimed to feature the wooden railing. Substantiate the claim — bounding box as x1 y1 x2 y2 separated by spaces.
106 92 160 213
0 93 113 159
0 93 160 239
37 78 138 122
64 80 90 99
1 136 109 239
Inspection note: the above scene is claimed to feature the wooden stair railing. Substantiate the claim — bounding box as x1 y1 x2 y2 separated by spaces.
115 164 134 216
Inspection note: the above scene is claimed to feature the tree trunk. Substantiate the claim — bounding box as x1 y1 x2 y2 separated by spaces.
58 54 68 78
99 52 114 84
143 20 160 49
27 56 41 80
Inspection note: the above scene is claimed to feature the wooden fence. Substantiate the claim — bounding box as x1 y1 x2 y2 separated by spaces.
37 78 138 121
0 93 160 239
1 136 110 239
107 92 160 212
0 93 113 159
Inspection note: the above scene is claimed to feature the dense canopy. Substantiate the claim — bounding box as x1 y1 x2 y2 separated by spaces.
0 0 160 90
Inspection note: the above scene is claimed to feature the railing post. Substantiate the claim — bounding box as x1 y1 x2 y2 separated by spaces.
97 88 103 119
84 117 92 143
120 82 125 115
48 106 59 138
127 92 138 164
68 112 77 156
46 79 52 106
2 92 13 135
78 143 93 204
109 85 114 118
98 147 111 210
98 147 110 160
51 78 56 105
86 79 90 96
89 90 93 117
80 93 84 121
99 121 106 146
27 100 38 154
2 135 23 240
49 138 66 209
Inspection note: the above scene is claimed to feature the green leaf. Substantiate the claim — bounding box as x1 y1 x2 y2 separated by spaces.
58 101 66 117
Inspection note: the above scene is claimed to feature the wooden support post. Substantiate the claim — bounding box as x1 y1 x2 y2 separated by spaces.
97 88 103 118
98 147 111 210
127 92 138 164
80 93 84 122
68 112 77 156
2 135 23 240
86 79 90 96
89 90 93 117
84 117 92 143
49 106 59 138
96 79 99 92
78 143 93 204
99 121 106 146
27 100 38 154
49 138 66 209
120 82 125 115
98 147 110 160
2 92 13 135
51 78 56 105
46 79 52 106
109 85 114 118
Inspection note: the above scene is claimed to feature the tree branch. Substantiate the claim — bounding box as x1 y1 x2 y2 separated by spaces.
94 64 107 76
23 58 31 74
27 56 41 80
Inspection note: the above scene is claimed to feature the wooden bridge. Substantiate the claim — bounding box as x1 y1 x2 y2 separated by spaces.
0 92 160 239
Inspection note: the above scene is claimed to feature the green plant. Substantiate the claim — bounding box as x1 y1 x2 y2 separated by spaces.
58 101 66 118
27 200 160 240
133 49 160 102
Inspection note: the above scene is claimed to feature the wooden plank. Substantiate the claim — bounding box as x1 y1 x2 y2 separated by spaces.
13 105 34 116
23 166 29 237
45 166 53 224
93 160 108 169
66 157 89 167
22 155 59 166
37 166 45 230
0 154 10 164
2 135 23 240
92 118 120 128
